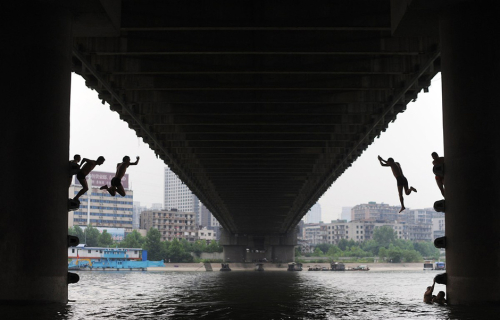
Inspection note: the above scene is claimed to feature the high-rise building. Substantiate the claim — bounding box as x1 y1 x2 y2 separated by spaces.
164 167 200 223
164 167 221 230
341 207 352 222
140 209 197 242
133 201 147 229
305 203 322 223
69 171 133 232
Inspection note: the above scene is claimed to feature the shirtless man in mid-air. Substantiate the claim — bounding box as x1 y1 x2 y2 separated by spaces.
73 156 105 201
100 156 139 197
378 155 417 213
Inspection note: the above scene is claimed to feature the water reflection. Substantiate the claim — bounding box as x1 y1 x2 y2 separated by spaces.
1 271 499 319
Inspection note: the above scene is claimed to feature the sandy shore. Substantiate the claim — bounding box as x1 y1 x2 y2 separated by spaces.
148 262 426 272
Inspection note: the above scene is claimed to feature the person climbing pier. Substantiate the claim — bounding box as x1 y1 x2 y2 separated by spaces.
432 152 445 197
68 154 81 187
100 156 139 197
378 155 417 213
73 156 105 201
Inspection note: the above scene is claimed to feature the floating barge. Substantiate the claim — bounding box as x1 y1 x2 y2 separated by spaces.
68 245 164 271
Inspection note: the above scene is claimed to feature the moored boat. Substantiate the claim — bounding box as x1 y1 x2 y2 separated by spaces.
347 265 370 271
423 260 434 270
68 245 164 270
287 262 303 271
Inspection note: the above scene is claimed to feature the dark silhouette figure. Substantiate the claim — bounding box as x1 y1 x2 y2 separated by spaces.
423 280 435 303
69 154 81 187
432 152 445 197
378 156 417 213
73 156 105 201
100 156 139 197
432 291 447 305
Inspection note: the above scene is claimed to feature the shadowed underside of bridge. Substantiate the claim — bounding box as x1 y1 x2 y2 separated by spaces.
71 0 440 235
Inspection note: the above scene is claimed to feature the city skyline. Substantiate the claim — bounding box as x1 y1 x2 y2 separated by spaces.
70 73 443 223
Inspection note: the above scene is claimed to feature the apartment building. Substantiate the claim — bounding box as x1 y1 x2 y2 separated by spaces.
321 219 410 244
140 209 197 242
351 202 401 221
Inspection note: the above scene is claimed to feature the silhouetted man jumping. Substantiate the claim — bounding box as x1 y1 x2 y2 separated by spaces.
73 156 105 201
100 156 139 197
378 155 417 213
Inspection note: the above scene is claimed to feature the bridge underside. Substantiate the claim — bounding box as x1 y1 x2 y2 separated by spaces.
71 0 440 235
1 0 498 306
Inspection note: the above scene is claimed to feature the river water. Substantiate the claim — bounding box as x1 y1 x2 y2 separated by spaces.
2 270 499 319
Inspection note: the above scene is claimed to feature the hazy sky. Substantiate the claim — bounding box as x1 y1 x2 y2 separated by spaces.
70 73 443 222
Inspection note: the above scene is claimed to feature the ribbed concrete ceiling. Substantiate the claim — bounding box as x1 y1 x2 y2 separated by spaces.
72 0 440 235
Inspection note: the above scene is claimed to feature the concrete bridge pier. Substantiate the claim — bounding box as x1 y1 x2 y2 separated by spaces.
440 1 500 305
220 229 297 263
1 2 72 304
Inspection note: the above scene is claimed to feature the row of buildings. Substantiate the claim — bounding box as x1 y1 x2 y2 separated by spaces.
68 168 220 243
68 171 443 247
299 202 445 249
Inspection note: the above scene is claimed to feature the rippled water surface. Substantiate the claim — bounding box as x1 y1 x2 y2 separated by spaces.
2 270 499 319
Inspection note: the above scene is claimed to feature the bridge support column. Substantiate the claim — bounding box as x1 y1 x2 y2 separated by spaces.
220 229 297 263
271 246 295 264
440 1 500 305
1 2 72 304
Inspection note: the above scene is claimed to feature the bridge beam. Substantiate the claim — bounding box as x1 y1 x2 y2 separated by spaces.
440 1 500 305
0 2 72 304
220 229 297 263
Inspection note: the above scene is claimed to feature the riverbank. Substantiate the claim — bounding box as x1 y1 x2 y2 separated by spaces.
147 262 428 272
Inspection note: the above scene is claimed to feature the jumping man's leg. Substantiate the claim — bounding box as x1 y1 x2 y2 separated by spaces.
117 185 126 197
398 186 406 213
404 183 417 195
107 186 117 196
73 177 88 200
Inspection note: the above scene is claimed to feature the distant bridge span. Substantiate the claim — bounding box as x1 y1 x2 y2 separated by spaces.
1 0 498 306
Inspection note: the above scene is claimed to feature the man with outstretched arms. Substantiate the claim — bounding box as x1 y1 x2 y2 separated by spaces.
100 156 139 197
378 155 417 213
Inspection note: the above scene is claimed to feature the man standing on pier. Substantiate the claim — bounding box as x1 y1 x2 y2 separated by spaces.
378 155 417 213
100 156 139 197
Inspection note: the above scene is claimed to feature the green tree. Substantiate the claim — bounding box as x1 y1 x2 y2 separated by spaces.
362 240 380 256
68 225 85 243
167 238 186 262
326 246 341 256
402 249 423 262
97 230 114 247
337 239 349 251
315 243 331 255
143 228 163 260
85 225 100 247
180 238 192 252
119 230 145 248
373 226 396 247
313 247 323 256
378 247 388 260
207 240 222 253
387 245 403 263
192 240 207 257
